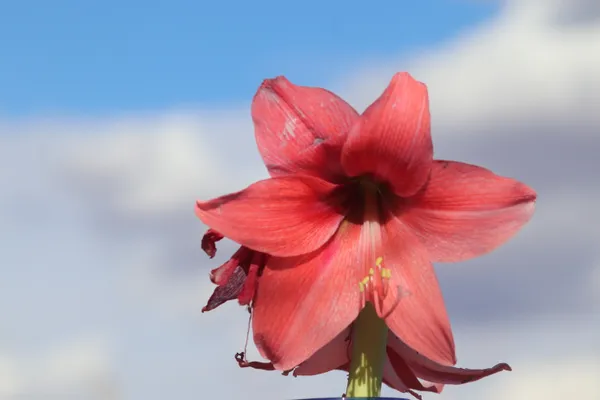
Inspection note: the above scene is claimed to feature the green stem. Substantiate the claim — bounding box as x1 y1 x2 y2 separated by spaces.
345 303 389 398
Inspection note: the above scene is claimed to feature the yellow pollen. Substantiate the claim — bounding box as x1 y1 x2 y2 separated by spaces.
358 258 392 293
358 257 392 292
358 276 370 292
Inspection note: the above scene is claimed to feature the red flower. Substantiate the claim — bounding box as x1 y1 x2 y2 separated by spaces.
196 73 535 397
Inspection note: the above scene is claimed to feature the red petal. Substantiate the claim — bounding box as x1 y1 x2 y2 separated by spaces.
253 76 359 181
388 333 511 385
195 175 344 257
293 328 351 376
381 215 456 366
251 222 365 370
341 73 433 197
382 355 413 395
386 346 441 395
402 161 537 262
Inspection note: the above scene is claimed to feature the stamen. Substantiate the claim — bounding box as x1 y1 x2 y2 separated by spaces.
357 256 395 317
359 276 370 291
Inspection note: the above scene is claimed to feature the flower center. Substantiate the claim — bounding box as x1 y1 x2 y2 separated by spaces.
336 175 393 224
358 175 381 194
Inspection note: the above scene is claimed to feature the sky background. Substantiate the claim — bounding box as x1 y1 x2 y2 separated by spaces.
1 0 599 399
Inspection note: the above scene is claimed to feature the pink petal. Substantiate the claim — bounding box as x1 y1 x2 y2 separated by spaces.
388 333 511 385
382 355 413 395
386 345 441 395
251 222 365 371
381 214 456 366
293 328 351 376
253 76 359 181
401 160 537 262
341 73 433 197
195 175 345 257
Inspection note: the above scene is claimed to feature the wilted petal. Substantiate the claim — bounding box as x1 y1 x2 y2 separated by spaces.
252 222 365 371
402 161 537 262
381 214 456 366
341 73 433 197
253 76 359 181
195 175 345 257
201 229 224 258
203 248 267 312
388 333 511 385
385 346 441 396
202 266 246 312
382 355 414 396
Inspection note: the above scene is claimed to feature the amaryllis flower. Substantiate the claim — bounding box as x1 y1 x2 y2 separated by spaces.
196 73 536 397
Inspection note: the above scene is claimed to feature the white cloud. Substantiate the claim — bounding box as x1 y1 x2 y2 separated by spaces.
0 356 21 397
55 110 266 217
340 0 600 133
0 337 120 400
487 358 600 400
39 337 114 390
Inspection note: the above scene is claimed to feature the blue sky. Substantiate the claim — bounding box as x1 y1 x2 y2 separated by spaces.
0 0 496 115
